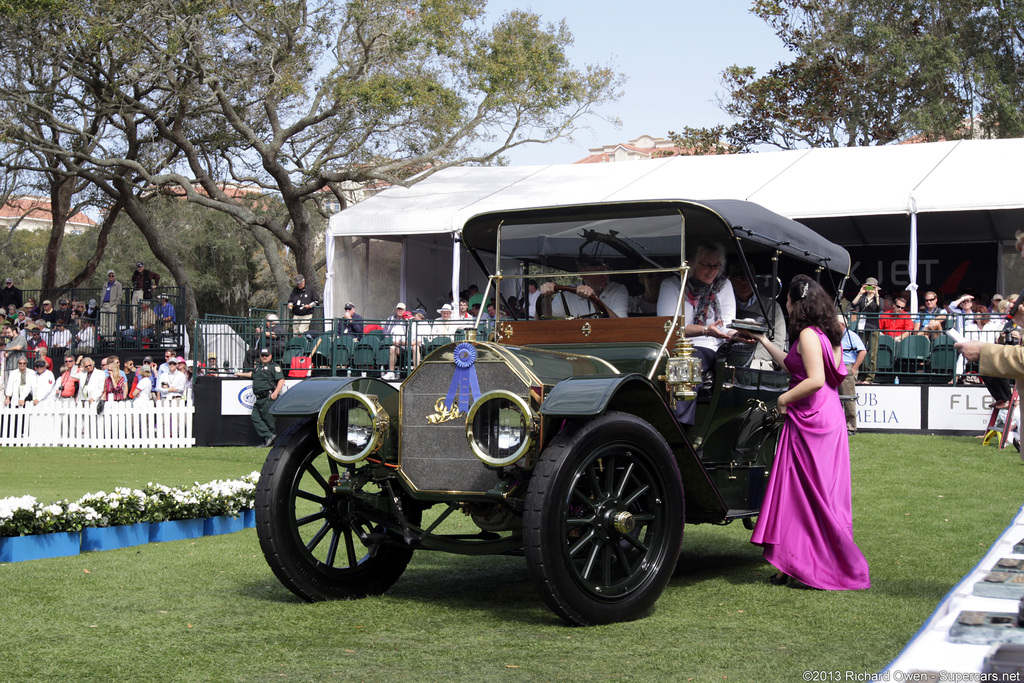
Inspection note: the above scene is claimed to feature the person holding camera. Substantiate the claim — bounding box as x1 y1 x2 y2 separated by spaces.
234 348 285 447
850 277 882 384
956 231 1024 394
157 357 186 400
287 276 317 334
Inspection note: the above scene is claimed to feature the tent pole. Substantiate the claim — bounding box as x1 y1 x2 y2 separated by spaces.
908 197 919 314
323 229 335 329
451 232 461 310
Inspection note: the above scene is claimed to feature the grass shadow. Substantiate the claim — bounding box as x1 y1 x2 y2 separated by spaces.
671 523 768 587
389 553 556 624
237 550 556 622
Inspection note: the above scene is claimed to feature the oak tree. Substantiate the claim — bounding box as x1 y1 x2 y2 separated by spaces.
0 0 622 332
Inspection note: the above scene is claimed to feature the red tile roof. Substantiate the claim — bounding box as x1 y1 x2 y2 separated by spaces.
573 136 699 164
0 196 96 227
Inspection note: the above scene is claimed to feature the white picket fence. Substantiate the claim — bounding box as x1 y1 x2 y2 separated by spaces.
0 400 195 448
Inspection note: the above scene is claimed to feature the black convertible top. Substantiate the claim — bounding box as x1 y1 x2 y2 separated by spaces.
461 199 850 275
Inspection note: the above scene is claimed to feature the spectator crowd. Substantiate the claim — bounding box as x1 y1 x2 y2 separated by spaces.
4 347 198 409
0 272 190 412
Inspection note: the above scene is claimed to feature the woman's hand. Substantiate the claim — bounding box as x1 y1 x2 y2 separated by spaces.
776 395 789 416
735 329 767 345
705 320 735 339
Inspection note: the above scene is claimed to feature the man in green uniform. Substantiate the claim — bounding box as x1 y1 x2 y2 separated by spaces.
235 347 285 447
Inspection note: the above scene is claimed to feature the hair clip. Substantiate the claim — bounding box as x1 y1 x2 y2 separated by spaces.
800 282 809 299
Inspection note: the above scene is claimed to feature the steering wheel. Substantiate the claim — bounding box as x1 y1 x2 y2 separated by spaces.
548 284 613 319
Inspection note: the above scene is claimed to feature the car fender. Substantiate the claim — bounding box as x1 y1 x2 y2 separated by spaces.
539 373 729 524
271 376 398 417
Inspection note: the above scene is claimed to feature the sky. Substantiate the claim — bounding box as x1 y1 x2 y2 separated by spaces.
482 1 792 166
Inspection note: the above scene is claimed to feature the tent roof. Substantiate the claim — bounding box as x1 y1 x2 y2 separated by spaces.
328 138 1024 246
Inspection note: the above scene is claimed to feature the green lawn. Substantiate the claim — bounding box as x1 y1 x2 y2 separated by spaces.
1 434 1022 682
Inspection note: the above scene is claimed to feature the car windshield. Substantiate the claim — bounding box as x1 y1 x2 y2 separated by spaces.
498 213 686 272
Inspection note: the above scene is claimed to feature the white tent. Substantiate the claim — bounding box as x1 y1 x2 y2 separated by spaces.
326 138 1024 318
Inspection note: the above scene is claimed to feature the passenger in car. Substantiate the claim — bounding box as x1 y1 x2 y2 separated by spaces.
629 271 669 316
658 242 739 423
730 263 787 369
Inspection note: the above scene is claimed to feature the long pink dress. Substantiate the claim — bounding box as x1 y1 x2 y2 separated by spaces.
751 326 871 590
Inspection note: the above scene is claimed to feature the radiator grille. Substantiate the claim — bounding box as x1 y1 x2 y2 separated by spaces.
399 356 528 494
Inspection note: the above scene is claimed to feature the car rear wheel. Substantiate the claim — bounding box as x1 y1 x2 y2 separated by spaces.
255 418 419 601
524 412 685 625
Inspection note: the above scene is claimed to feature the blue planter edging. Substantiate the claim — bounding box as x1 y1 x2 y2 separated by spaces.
1 511 256 562
0 531 81 562
82 523 151 552
204 514 244 536
149 518 206 543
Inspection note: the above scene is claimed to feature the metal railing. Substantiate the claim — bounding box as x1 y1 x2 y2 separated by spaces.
193 314 491 377
188 307 1018 386
844 310 1016 385
2 296 186 361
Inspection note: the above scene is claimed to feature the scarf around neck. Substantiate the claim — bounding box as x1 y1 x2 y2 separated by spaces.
686 275 728 325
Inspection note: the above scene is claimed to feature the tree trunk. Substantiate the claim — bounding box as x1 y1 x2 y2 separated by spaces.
251 224 291 306
41 175 75 290
118 186 199 351
58 201 122 290
284 195 321 299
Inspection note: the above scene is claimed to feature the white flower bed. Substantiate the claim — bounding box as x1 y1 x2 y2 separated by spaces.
0 472 260 536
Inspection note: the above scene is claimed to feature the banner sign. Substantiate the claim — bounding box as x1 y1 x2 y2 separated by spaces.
220 379 300 416
855 385 921 430
926 386 1001 432
845 243 998 298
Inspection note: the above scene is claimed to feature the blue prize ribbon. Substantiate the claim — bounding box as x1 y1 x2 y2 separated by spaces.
444 343 481 412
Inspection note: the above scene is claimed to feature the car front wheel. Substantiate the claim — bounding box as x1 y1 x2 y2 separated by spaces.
524 411 685 625
255 418 419 601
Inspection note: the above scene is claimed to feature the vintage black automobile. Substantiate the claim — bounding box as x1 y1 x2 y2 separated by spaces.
255 199 850 625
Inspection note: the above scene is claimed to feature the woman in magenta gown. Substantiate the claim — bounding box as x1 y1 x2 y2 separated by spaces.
746 275 870 590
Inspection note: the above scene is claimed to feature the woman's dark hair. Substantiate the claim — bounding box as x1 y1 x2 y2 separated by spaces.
787 274 842 346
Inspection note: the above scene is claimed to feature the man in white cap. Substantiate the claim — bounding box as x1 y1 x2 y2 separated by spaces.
430 303 460 339
383 307 424 380
38 300 57 327
158 356 187 400
286 275 317 334
100 269 123 339
382 302 407 337
155 293 176 333
380 303 410 380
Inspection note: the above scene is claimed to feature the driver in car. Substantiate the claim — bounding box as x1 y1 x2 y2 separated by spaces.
538 258 629 318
